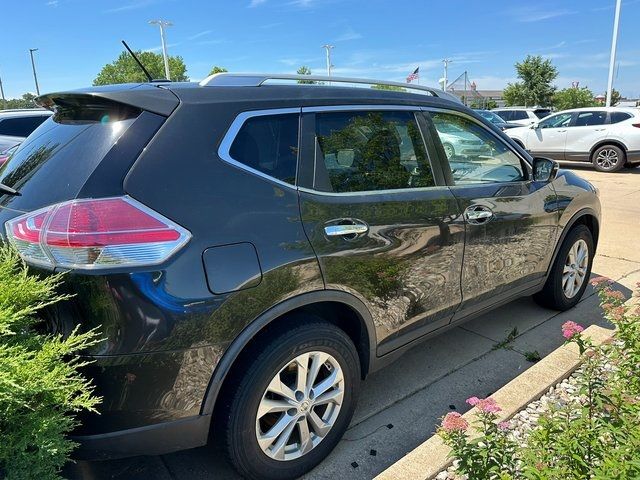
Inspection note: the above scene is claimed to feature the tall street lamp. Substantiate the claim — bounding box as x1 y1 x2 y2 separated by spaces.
606 0 622 107
29 48 40 96
149 20 173 80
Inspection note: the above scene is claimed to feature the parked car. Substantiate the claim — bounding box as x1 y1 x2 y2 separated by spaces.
492 107 552 126
0 143 19 167
475 109 520 130
0 109 52 151
505 107 640 172
0 75 601 480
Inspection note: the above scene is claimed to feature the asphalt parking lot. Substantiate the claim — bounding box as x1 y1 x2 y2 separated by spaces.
65 164 640 480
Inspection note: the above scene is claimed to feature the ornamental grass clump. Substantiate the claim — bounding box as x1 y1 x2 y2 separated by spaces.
438 278 640 479
0 247 100 479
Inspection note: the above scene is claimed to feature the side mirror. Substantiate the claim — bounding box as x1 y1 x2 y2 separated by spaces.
532 157 559 182
530 123 539 129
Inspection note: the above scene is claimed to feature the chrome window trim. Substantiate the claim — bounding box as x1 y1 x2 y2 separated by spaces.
422 106 533 179
217 107 302 191
306 106 443 196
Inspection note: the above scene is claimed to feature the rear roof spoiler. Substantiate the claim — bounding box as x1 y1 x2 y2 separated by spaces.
35 84 179 117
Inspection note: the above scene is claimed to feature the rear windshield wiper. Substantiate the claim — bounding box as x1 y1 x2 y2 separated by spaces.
0 183 20 196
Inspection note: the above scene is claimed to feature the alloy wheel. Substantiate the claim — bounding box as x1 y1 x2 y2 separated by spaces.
595 148 619 170
562 239 589 299
255 351 344 462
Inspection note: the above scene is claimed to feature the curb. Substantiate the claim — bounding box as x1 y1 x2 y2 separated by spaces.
374 324 615 480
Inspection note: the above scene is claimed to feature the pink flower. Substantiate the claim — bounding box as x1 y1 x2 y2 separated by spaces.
467 396 502 413
590 276 612 287
441 412 469 432
498 421 511 431
562 321 584 340
606 290 626 301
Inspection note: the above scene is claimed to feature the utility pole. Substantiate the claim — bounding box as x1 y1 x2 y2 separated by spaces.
149 19 173 80
0 69 6 110
29 48 40 96
442 58 451 91
606 0 622 107
322 44 334 77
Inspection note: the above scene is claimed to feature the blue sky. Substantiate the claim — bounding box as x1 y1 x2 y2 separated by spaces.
2 0 639 99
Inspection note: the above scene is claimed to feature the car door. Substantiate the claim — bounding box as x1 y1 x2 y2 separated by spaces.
525 111 574 160
425 109 559 319
297 106 465 354
563 110 608 162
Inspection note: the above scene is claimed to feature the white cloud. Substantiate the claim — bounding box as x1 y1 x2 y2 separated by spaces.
335 30 362 42
249 0 267 6
46 0 59 6
508 6 575 23
143 42 181 53
104 0 156 13
188 30 213 41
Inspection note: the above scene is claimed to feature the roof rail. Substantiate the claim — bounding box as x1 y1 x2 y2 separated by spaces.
199 73 461 103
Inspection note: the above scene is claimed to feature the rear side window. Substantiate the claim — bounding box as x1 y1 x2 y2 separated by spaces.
229 114 298 185
610 112 632 124
534 109 551 119
313 110 435 193
512 110 528 121
0 116 49 137
495 111 511 121
574 111 607 127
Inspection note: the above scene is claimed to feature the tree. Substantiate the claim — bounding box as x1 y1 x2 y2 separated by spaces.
296 65 316 84
553 87 597 110
371 84 406 92
2 93 38 110
93 51 188 85
503 55 558 107
209 66 228 75
607 88 621 106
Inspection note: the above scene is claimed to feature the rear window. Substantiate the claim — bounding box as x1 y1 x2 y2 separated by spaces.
610 112 632 124
494 111 511 121
534 109 551 119
512 110 528 120
0 115 49 137
0 101 140 198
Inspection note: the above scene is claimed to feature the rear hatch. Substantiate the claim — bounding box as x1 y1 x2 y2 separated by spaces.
0 85 177 218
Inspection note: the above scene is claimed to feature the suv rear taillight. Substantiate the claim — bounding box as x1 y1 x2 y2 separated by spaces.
632 123 640 128
5 196 191 270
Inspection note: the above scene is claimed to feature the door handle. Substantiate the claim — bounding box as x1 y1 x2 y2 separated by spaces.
595 128 606 131
464 206 494 225
557 129 567 132
324 221 369 237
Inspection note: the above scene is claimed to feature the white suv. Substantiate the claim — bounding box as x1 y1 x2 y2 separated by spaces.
0 109 52 151
505 107 640 172
492 107 552 126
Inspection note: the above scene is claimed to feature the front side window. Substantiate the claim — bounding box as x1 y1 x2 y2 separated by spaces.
229 113 299 185
430 112 526 185
512 110 528 121
314 111 435 193
573 111 607 127
538 112 573 129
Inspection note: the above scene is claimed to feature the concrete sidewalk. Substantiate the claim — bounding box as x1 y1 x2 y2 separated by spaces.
65 166 640 480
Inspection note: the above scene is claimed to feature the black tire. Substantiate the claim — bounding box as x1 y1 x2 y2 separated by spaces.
222 318 360 480
592 144 626 172
534 224 594 310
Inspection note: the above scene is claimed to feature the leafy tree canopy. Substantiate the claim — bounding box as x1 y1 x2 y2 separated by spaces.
93 51 188 86
296 65 316 84
503 55 558 107
553 87 597 110
209 66 228 75
1 93 38 110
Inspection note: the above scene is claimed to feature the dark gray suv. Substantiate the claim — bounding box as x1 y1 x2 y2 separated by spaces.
0 74 600 479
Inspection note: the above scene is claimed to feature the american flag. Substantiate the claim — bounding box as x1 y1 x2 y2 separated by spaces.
406 67 419 83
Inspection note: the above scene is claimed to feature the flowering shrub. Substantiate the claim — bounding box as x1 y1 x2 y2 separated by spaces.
438 278 640 479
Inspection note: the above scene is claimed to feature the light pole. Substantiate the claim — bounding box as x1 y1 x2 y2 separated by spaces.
29 48 40 96
0 69 6 110
442 59 451 91
322 44 334 77
606 0 622 107
149 19 173 80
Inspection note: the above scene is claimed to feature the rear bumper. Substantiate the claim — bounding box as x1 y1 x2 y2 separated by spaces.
71 415 211 460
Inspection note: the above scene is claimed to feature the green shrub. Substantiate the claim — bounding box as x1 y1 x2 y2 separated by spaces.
0 247 100 479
